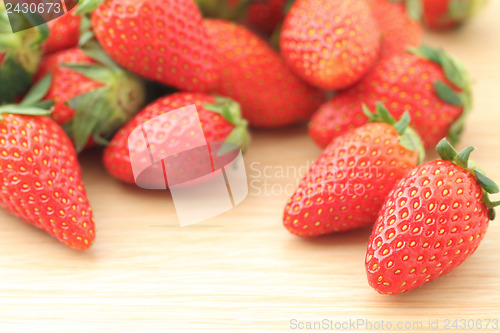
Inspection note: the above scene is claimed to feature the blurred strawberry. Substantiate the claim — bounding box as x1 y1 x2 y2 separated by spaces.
79 0 219 92
42 11 82 55
204 19 324 128
246 0 286 34
368 0 423 58
1 5 48 104
35 45 145 151
280 0 381 90
422 0 488 30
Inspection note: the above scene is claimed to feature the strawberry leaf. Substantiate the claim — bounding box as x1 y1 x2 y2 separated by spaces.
405 0 423 21
62 63 114 84
436 138 458 162
456 146 474 169
0 56 33 104
20 74 52 106
474 171 499 194
434 81 464 106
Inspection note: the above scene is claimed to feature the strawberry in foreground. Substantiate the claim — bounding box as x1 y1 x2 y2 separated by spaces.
366 139 498 294
284 104 424 237
35 45 145 152
42 10 82 55
309 45 472 149
280 0 381 90
0 77 95 249
79 0 219 92
104 92 250 185
204 19 324 128
0 5 48 104
368 0 423 59
422 0 488 30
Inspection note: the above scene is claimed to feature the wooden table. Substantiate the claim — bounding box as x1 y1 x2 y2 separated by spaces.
2 3 500 332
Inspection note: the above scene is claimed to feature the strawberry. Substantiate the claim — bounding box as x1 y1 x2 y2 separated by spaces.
279 0 381 90
308 89 372 148
0 5 48 104
245 0 286 34
368 0 423 58
42 11 82 55
422 0 488 30
0 78 95 249
366 139 499 294
79 0 219 92
204 19 324 128
35 45 145 152
308 45 472 149
283 104 424 237
104 92 250 185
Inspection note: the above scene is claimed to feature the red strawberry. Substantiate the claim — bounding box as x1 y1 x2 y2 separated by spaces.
308 45 472 149
204 19 324 128
81 0 219 92
35 46 145 151
284 104 424 237
368 0 423 58
422 0 488 30
366 139 498 294
43 11 81 55
280 0 381 90
246 0 286 34
1 6 48 104
0 80 95 249
104 92 250 185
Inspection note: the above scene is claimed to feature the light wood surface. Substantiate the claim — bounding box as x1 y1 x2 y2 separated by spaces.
2 3 500 332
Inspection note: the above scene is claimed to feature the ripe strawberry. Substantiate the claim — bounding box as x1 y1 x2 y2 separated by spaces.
80 0 219 92
245 0 286 34
35 46 145 152
104 92 250 185
368 0 423 58
0 5 48 104
308 45 472 149
366 139 498 294
42 11 82 55
422 0 488 30
280 0 381 90
0 79 95 249
204 19 324 128
284 104 424 237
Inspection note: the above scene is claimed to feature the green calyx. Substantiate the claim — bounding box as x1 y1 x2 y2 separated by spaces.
194 0 253 21
363 102 425 165
408 45 473 146
448 0 488 22
1 6 47 104
204 96 251 154
388 0 423 21
0 74 53 120
76 0 106 14
437 138 500 220
64 43 146 152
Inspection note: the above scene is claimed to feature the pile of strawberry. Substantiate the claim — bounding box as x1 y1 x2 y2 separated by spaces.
0 0 494 294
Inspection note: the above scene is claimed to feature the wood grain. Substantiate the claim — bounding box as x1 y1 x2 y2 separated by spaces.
2 3 500 332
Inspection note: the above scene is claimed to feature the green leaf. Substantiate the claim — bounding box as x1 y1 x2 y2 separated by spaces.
408 45 441 63
76 0 106 14
32 100 55 110
436 138 458 162
81 41 120 70
67 88 111 152
456 146 474 169
0 56 33 104
434 81 464 106
438 51 468 90
474 171 499 194
399 127 425 165
222 125 251 154
20 74 52 106
62 63 114 84
405 0 423 21
0 104 51 116
394 112 411 135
